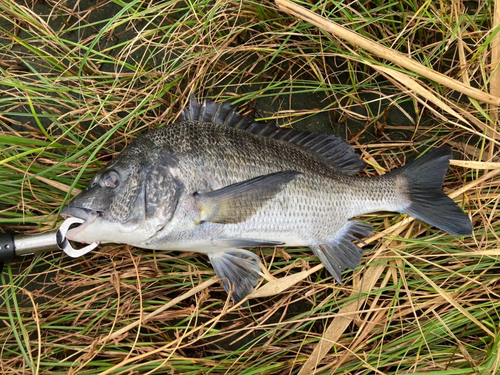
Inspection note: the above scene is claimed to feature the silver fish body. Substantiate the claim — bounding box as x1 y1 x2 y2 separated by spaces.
62 97 472 302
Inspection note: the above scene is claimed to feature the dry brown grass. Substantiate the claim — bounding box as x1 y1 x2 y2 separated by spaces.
0 0 499 374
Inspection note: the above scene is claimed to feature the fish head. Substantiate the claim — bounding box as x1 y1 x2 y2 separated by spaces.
61 139 181 244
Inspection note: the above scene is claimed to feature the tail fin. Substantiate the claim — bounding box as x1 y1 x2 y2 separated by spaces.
396 147 472 236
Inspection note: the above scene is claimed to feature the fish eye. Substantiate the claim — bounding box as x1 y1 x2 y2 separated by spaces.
100 170 120 189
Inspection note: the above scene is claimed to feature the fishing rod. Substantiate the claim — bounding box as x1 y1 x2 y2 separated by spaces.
0 217 98 272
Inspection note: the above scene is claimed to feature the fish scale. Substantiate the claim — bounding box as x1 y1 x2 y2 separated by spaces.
61 96 472 303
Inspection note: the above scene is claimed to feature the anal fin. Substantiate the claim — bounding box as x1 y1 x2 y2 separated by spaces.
208 249 263 303
312 221 372 284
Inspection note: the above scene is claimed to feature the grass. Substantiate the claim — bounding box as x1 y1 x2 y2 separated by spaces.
0 0 499 373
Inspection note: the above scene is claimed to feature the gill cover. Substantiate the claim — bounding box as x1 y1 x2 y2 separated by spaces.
144 154 183 230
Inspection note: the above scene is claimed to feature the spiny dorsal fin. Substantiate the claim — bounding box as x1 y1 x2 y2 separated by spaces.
180 95 366 175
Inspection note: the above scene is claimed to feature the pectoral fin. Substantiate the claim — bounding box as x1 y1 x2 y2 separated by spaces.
208 249 263 303
195 171 300 224
312 221 372 284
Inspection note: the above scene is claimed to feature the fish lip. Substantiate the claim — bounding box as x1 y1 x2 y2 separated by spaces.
60 206 100 242
61 206 92 221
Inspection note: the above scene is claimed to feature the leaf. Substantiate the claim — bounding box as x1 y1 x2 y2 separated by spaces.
247 264 323 299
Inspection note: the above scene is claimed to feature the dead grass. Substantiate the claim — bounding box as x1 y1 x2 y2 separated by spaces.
0 0 499 374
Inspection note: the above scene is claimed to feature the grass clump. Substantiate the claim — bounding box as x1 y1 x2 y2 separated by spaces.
0 0 499 374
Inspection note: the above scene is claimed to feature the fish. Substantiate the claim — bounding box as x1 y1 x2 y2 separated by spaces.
61 96 473 303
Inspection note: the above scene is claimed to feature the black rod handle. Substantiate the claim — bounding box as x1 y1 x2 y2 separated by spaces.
0 230 61 263
0 232 15 263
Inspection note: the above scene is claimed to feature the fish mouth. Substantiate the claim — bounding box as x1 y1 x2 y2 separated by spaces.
61 206 93 221
60 206 100 242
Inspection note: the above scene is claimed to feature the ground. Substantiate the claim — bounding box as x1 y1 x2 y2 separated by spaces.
0 1 498 374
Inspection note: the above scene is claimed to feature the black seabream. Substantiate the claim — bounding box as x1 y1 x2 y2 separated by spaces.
61 96 472 302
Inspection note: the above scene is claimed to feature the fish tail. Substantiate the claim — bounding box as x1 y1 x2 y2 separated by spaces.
395 147 472 236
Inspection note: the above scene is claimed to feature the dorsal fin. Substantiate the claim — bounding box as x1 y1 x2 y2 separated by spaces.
180 95 365 175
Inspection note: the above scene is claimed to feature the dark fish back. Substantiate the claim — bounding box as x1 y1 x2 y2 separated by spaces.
178 96 366 175
144 120 354 182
